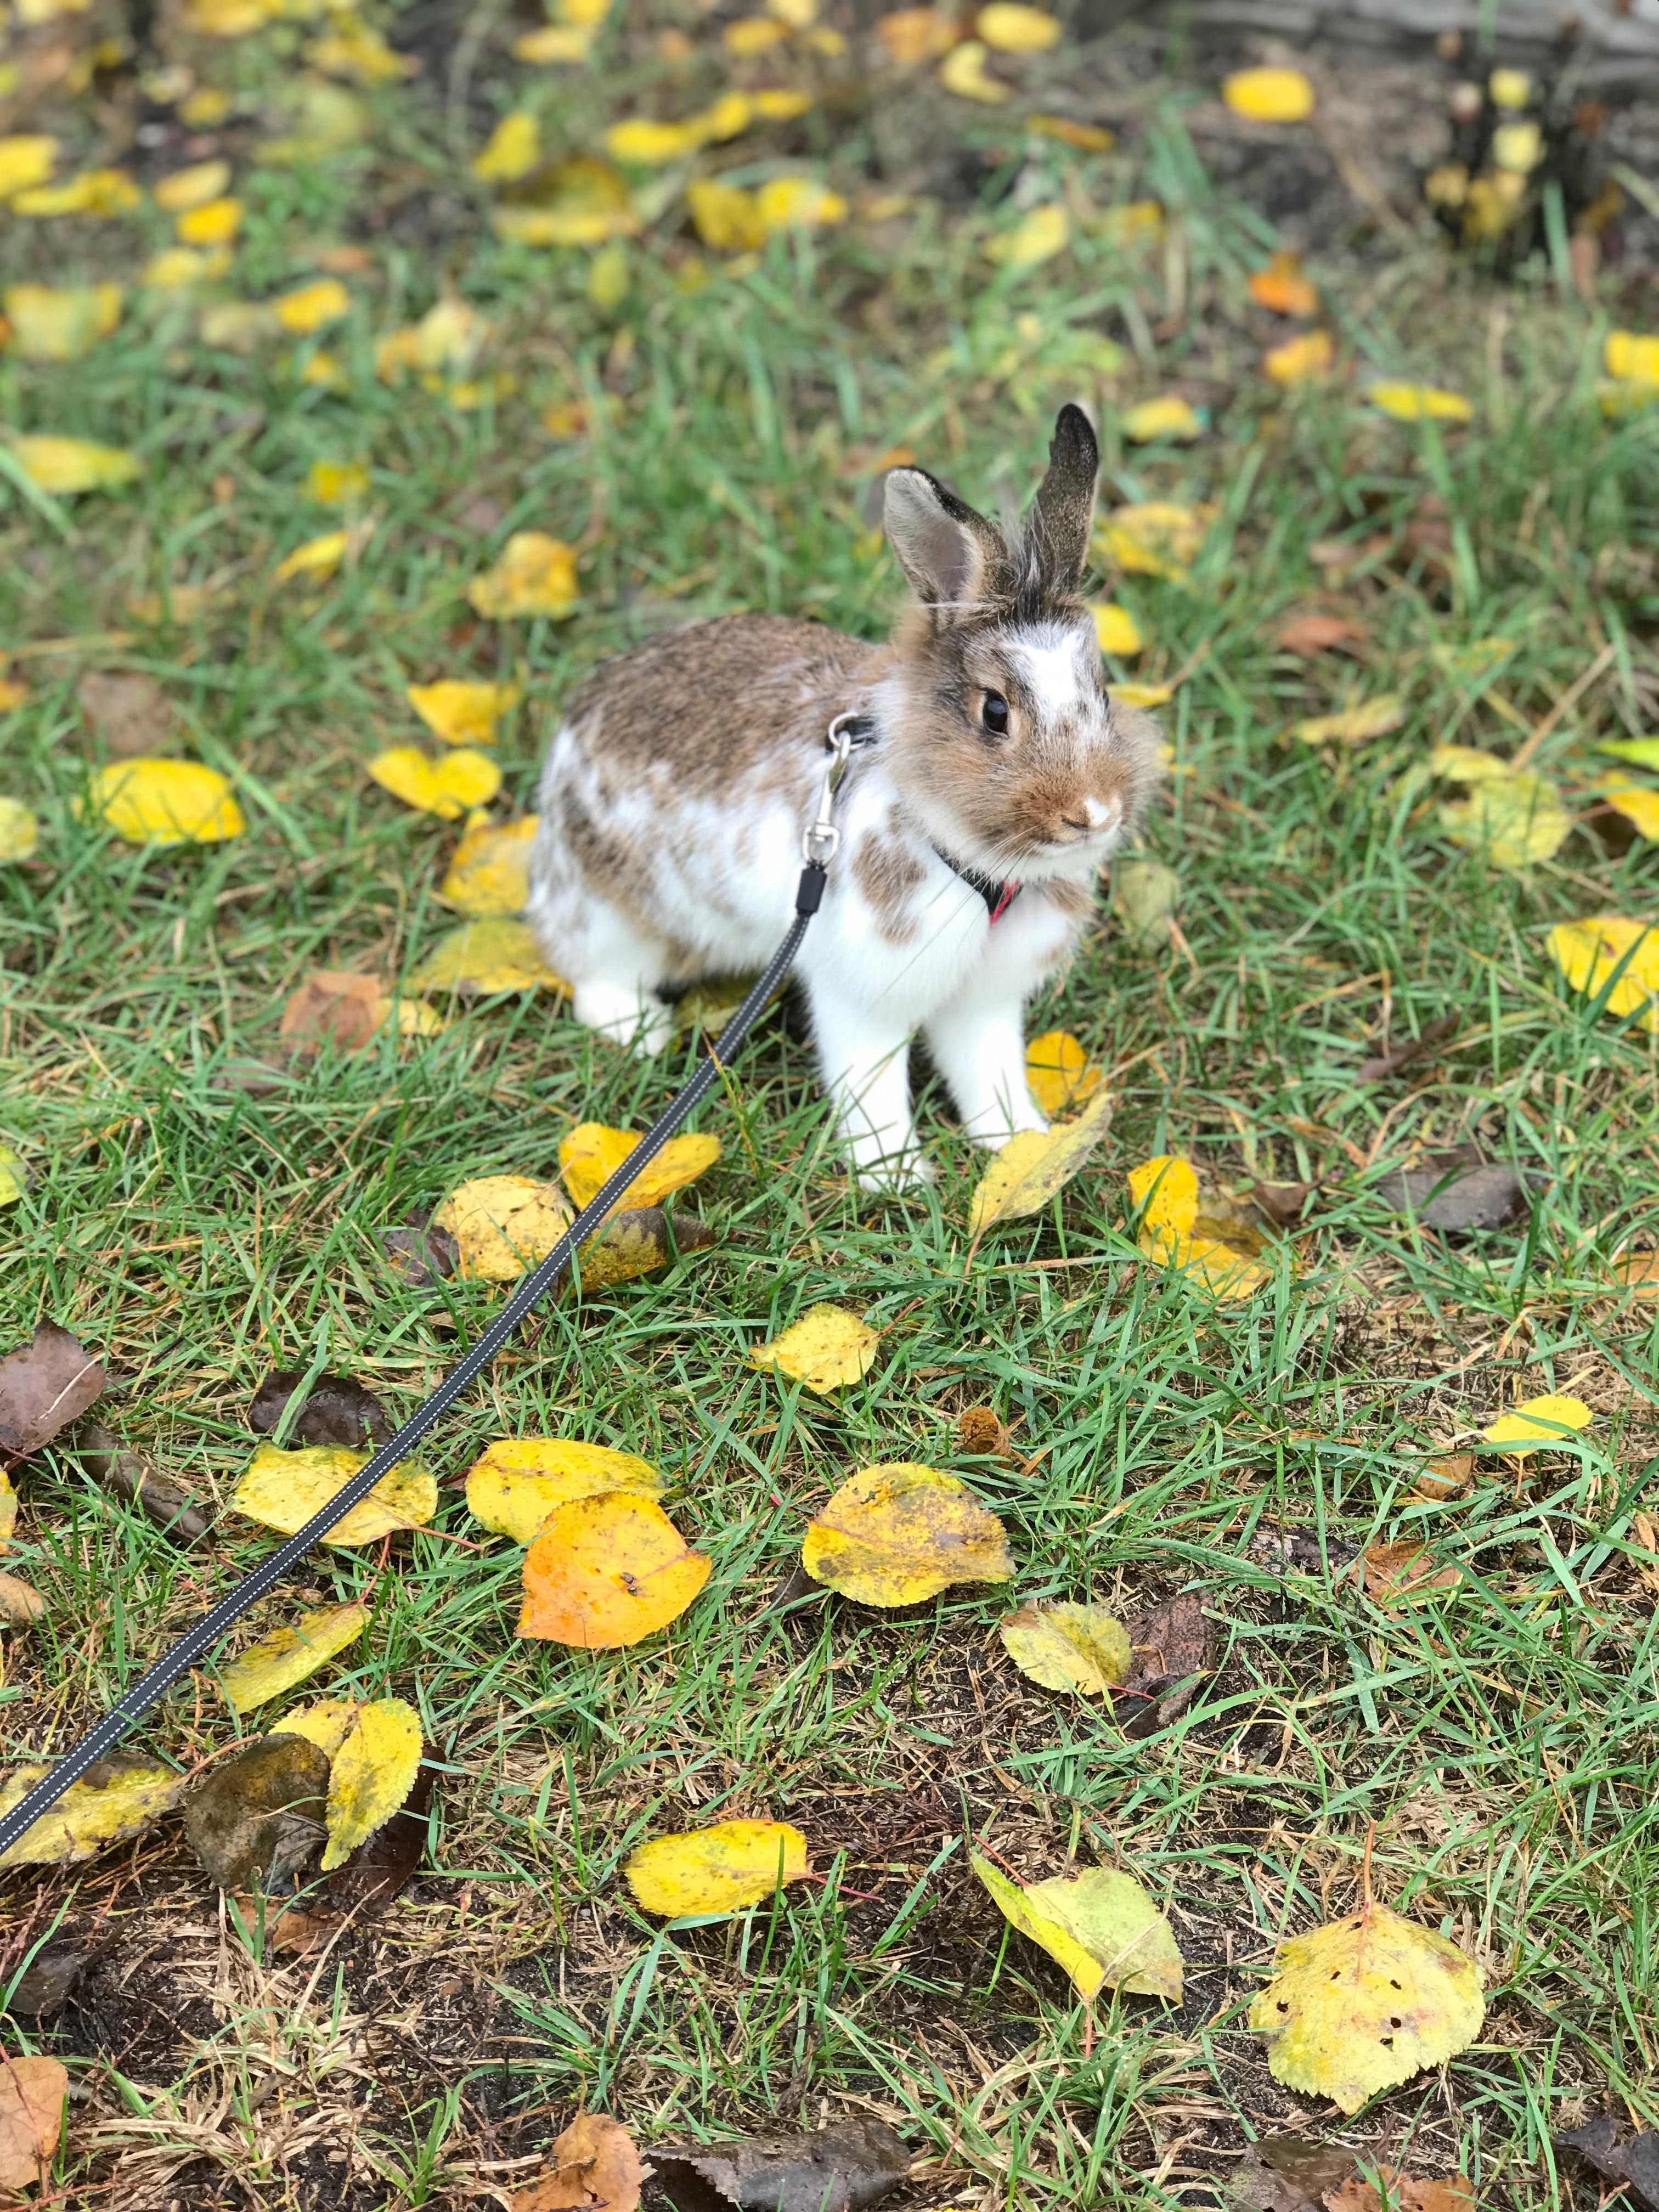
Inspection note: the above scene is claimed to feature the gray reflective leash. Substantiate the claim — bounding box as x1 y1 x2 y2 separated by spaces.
0 719 865 1865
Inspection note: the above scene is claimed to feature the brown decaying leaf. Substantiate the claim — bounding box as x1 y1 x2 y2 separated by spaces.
1554 2118 1659 2211
1324 2170 1476 2212
1226 2136 1357 2211
183 1735 331 1891
1115 1590 1215 1739
0 2052 67 2192
0 1323 106 1460
327 1762 433 1914
1251 1179 1317 1226
0 1574 46 1627
382 1216 458 1287
574 1205 716 1290
1353 1013 1458 1084
1413 1453 1475 1503
1374 1147 1540 1233
648 2116 911 2212
1362 1539 1462 1603
78 668 178 755
956 1404 1011 1459
2 1936 96 2021
1273 608 1368 656
78 1421 211 1542
250 1370 391 1450
278 970 388 1055
512 2112 642 2212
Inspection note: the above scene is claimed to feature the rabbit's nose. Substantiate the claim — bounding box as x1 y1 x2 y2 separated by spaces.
1065 796 1116 833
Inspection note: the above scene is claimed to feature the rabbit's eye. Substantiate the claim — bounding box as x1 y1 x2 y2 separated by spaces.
980 690 1010 736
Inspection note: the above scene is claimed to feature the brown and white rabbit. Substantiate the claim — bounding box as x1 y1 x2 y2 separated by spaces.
526 404 1162 1186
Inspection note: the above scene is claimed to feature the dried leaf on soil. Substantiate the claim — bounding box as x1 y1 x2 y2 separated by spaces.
1374 1151 1534 1233
0 1753 183 1866
1354 1013 1457 1082
1000 1601 1131 1695
973 1857 1183 2001
1227 2137 1359 2212
1274 608 1365 655
1554 2119 1659 2212
327 1762 433 1914
802 1463 1014 1606
1264 330 1334 385
1127 1156 1269 1299
0 1575 46 1627
1413 1453 1475 1503
183 1734 330 1888
751 1304 879 1393
81 757 242 844
231 1442 436 1546
3 279 121 359
513 2112 643 2212
439 815 538 915
0 2053 67 2192
624 1818 809 1918
3 1938 93 2022
78 1422 210 1541
1091 602 1142 656
433 1174 572 1279
1121 394 1203 443
938 38 1008 101
1117 1588 1216 1738
12 435 142 495
1438 768 1570 869
77 669 177 755
251 1370 391 1451
1369 381 1472 422
969 1087 1112 1235
1248 252 1318 316
408 916 568 995
280 970 443 1053
559 1123 721 1212
0 803 38 864
1362 1541 1461 1604
1093 500 1214 582
649 2118 910 2212
1024 1030 1102 1117
956 1404 1011 1458
1482 1392 1592 1452
219 1600 373 1712
1111 856 1180 945
368 745 502 820
1294 693 1404 746
1248 1902 1484 2112
1324 2170 1475 2212
468 532 580 619
466 1436 663 1543
578 1205 715 1287
1599 782 1659 842
0 1322 105 1459
519 1492 710 1645
315 1696 422 1871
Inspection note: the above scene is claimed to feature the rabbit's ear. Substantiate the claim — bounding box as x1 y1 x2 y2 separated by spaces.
883 467 998 615
1027 403 1099 592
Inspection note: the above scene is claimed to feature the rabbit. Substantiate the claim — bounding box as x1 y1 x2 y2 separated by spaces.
525 403 1163 1187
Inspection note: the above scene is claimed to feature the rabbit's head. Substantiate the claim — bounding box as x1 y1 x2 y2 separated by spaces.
879 405 1161 882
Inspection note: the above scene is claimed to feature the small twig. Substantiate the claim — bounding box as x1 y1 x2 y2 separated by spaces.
1509 640 1617 772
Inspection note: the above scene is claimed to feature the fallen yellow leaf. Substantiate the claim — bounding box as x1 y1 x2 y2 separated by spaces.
1294 693 1406 746
1439 772 1569 870
0 136 58 201
1127 1154 1269 1299
802 1463 1014 1606
939 38 1008 101
13 166 141 216
986 202 1068 270
558 1122 721 1211
375 298 490 380
689 177 770 255
1093 500 1214 583
575 1204 714 1289
1488 66 1531 108
624 1819 809 1916
474 109 540 181
12 434 142 494
407 678 520 747
1248 251 1318 315
0 799 41 864
1027 113 1113 150
1548 915 1659 1031
1606 330 1659 384
1264 329 1334 385
755 176 848 231
469 533 580 619
466 1437 663 1543
1369 381 1472 424
606 117 705 165
219 1600 371 1713
876 6 957 64
275 529 352 585
976 2 1059 49
723 14 787 53
0 1754 183 1866
519 1492 710 1644
968 1087 1113 1236
83 757 244 845
3 280 121 360
439 816 539 915
751 1304 879 1393
1600 782 1659 842
306 458 369 504
1482 1393 1593 1453
177 195 242 245
1091 603 1143 656
974 1856 1183 2000
1249 1904 1483 2114
1024 1030 1103 1118
317 1696 422 1870
273 277 351 334
999 1601 1130 1695
1222 66 1314 122
1121 394 1202 443
279 1697 362 1760
434 1173 572 1279
231 1443 437 1547
408 915 563 992
368 746 503 820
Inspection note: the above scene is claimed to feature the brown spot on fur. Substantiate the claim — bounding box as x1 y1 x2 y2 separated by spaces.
853 830 923 944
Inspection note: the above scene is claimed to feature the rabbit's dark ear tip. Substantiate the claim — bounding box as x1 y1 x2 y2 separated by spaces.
1053 402 1097 460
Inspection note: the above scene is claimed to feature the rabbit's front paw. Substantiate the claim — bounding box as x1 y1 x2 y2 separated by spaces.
572 981 675 1058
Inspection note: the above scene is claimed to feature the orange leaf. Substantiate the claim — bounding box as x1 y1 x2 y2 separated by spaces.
1362 1540 1461 1604
512 2113 642 2212
518 1493 710 1646
1247 251 1317 316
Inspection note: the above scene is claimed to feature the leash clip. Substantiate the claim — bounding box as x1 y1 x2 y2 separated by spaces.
802 710 861 867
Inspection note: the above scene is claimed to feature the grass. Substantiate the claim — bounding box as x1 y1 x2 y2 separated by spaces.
3 6 1659 2205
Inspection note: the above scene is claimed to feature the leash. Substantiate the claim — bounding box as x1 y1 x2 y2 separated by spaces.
0 716 866 1865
